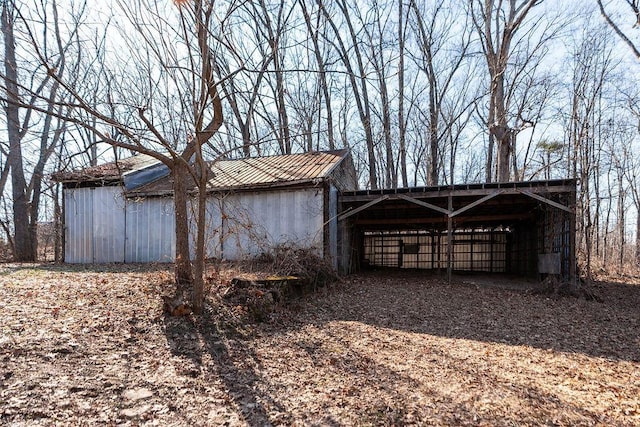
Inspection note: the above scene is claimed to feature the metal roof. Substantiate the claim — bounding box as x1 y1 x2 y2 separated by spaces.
52 149 350 194
340 179 576 231
127 149 351 195
208 149 348 189
52 154 160 184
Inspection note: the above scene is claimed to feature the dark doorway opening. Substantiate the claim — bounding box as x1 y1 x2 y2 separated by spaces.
339 180 576 281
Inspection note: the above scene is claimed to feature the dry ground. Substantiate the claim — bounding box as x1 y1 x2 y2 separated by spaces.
0 264 639 426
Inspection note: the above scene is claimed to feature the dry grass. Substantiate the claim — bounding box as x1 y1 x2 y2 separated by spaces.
1 264 638 426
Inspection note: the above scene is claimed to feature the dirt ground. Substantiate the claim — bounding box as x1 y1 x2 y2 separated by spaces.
1 264 639 426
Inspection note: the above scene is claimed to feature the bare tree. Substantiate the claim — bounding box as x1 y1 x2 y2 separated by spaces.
470 0 549 182
1 0 76 261
562 24 618 275
13 0 232 313
596 0 640 271
362 0 396 187
597 0 640 58
409 0 475 185
317 0 379 188
298 0 336 151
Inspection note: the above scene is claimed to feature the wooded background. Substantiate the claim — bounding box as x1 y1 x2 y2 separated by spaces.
1 0 639 276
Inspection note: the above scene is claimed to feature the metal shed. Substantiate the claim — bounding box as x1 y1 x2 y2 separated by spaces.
338 180 577 280
54 150 357 268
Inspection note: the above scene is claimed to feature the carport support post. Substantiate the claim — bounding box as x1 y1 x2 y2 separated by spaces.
569 190 577 288
447 194 453 284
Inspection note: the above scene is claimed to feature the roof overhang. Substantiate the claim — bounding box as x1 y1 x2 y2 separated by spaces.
339 179 576 231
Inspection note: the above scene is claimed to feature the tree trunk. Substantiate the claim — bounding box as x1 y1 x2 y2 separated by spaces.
618 177 625 269
172 160 194 290
2 4 35 261
494 127 512 182
491 73 512 183
300 0 335 150
321 0 378 188
54 182 62 263
636 205 640 267
192 153 208 315
397 0 407 187
376 64 394 188
428 93 439 186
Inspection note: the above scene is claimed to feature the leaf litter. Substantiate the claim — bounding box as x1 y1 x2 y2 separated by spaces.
0 264 638 426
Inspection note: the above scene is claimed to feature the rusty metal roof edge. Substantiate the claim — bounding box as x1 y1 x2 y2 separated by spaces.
125 190 174 198
319 149 351 177
125 177 323 198
52 153 161 183
206 178 323 193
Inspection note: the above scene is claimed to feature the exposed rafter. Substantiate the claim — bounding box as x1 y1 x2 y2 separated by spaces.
449 191 504 218
338 195 390 221
518 190 572 213
398 194 450 215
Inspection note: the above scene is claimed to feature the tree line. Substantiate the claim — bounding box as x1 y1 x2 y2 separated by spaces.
1 0 640 283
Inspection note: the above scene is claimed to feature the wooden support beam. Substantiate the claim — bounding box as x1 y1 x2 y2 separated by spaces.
518 190 572 213
339 185 575 202
569 189 577 284
447 195 453 284
398 194 451 215
353 212 534 226
449 190 504 218
337 195 390 221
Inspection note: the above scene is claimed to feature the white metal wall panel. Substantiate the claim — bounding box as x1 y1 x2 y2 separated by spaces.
125 198 175 262
221 188 324 260
66 187 325 264
204 197 224 258
329 186 338 269
187 198 224 260
92 187 126 263
64 188 93 263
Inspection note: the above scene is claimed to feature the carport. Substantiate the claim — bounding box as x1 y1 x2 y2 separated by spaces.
338 179 576 281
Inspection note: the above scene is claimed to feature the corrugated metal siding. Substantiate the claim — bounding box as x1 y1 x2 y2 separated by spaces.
204 197 224 258
65 185 329 264
221 188 324 259
187 198 224 260
92 187 125 262
64 188 93 263
64 187 126 263
329 186 338 269
125 198 175 262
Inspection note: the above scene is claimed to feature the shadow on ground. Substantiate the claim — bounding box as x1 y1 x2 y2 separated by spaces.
162 308 288 425
306 270 640 363
160 268 640 424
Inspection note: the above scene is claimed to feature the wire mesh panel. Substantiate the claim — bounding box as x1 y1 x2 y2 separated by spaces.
399 234 434 269
363 229 509 272
450 231 507 272
538 201 573 279
362 235 402 267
